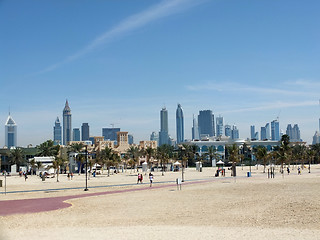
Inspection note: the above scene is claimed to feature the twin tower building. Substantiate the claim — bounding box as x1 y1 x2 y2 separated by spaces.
53 100 89 145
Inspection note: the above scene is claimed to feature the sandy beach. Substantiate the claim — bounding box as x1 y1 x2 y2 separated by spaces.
1 165 320 240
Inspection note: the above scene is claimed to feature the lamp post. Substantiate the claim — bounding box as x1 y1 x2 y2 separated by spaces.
84 145 88 191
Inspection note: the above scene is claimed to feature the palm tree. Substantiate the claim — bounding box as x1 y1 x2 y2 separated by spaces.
157 144 173 176
205 146 221 173
306 148 315 173
256 146 268 173
9 148 25 172
70 143 85 174
311 143 320 164
51 157 66 182
29 158 36 175
127 146 140 172
142 146 155 173
226 144 240 176
277 134 291 174
98 147 114 176
36 161 43 175
37 140 60 157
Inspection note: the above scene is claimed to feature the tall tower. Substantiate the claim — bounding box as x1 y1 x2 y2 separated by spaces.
159 107 169 146
198 110 215 138
53 117 62 145
5 114 17 148
176 104 184 144
271 120 280 141
81 123 90 141
192 115 199 140
250 125 255 140
216 116 224 137
63 100 72 145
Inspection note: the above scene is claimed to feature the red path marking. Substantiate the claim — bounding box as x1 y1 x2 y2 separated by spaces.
0 180 210 216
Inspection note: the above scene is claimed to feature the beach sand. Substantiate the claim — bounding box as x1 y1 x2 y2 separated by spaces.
0 165 320 240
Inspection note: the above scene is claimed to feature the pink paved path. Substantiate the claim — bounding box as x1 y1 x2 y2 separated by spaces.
0 180 211 216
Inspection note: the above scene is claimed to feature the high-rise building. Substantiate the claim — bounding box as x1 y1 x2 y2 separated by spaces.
225 124 231 137
128 134 134 145
176 104 184 144
265 123 270 140
261 126 266 140
102 128 120 141
216 116 224 137
63 100 72 145
231 125 239 140
198 110 215 138
254 132 259 140
271 120 280 141
81 123 90 141
150 132 159 144
159 107 169 146
73 128 80 141
192 115 200 140
312 131 320 145
53 117 62 145
250 125 255 140
286 124 301 142
5 114 17 148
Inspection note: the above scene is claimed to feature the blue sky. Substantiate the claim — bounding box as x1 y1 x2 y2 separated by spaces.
1 0 320 146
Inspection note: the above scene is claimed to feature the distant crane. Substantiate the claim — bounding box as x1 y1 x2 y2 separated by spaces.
110 123 118 129
276 110 281 121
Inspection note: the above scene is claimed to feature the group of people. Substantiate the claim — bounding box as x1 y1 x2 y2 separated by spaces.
137 172 154 187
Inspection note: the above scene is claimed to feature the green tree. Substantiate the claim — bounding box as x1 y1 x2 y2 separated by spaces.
37 140 60 157
226 144 240 176
9 148 25 172
157 144 174 176
70 143 85 174
127 146 141 172
256 146 268 173
51 157 66 182
277 134 291 173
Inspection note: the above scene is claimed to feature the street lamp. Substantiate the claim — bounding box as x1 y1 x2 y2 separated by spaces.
84 145 89 191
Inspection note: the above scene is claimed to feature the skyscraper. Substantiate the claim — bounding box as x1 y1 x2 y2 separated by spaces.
250 125 255 140
102 128 120 141
261 126 267 140
5 114 17 148
192 115 200 140
198 110 215 138
216 116 224 137
53 117 62 145
81 123 90 141
265 123 270 140
225 124 231 137
159 107 169 146
271 120 280 141
63 100 72 145
286 124 301 142
128 134 134 145
176 104 184 144
73 128 80 141
231 125 239 140
150 131 159 143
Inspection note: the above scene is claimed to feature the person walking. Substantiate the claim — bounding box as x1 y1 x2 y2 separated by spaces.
149 172 153 187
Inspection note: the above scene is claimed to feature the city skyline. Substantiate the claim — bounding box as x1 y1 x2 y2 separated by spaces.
1 0 320 146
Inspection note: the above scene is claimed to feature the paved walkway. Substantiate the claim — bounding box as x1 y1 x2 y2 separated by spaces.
0 178 217 216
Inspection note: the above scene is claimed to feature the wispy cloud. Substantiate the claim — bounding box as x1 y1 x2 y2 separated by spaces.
285 79 320 88
186 81 317 96
36 0 206 75
221 100 317 114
